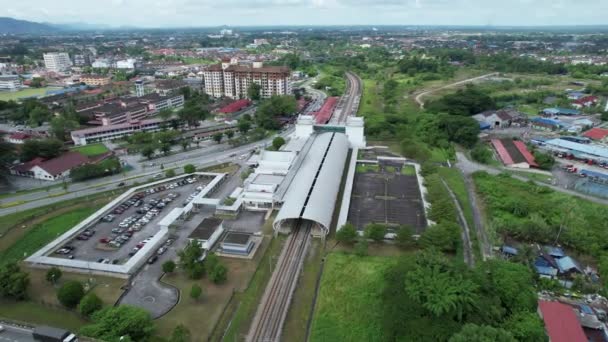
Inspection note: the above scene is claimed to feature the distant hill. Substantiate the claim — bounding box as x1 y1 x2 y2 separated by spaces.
0 17 59 34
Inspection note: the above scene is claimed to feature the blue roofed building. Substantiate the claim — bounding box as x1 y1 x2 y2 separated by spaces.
531 117 568 132
535 265 558 279
500 245 518 258
543 139 608 163
547 246 566 258
542 107 581 116
556 256 582 276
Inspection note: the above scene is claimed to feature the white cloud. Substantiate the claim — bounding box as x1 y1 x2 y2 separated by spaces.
0 0 606 26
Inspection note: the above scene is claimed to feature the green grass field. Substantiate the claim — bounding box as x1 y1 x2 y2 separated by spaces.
355 163 379 173
0 207 99 265
0 301 87 331
309 253 397 342
401 164 416 176
0 87 61 102
71 143 110 156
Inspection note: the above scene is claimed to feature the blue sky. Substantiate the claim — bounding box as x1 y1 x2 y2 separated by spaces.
1 0 606 27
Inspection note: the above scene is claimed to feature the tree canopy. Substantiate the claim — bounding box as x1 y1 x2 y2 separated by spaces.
80 305 155 341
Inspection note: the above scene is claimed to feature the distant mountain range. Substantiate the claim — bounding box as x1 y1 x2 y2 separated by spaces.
0 17 60 34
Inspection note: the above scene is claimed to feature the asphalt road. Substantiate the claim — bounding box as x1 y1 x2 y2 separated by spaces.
0 128 294 217
0 324 36 342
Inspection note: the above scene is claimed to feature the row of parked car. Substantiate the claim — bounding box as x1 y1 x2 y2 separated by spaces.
111 192 147 216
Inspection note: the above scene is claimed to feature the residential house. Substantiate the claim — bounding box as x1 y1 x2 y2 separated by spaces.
572 96 599 109
10 151 91 181
472 109 525 129
538 300 587 342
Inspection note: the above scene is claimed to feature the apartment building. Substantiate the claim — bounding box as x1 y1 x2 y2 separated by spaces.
203 58 291 99
43 52 73 73
80 74 112 86
0 75 22 91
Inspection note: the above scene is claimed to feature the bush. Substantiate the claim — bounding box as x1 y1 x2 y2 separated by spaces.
0 262 29 300
183 164 196 174
419 222 460 252
162 260 176 274
209 263 228 284
80 305 154 341
272 136 286 150
336 223 358 244
190 284 202 300
79 293 103 317
57 281 85 308
365 223 387 242
396 225 415 249
46 267 62 283
471 144 493 164
165 169 176 178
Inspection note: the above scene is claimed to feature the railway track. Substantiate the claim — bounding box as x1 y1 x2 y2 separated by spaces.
331 71 362 124
247 221 312 342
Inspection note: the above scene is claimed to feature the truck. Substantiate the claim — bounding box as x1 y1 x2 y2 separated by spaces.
32 326 78 342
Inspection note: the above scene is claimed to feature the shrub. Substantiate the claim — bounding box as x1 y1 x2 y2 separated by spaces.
79 293 103 317
57 281 85 308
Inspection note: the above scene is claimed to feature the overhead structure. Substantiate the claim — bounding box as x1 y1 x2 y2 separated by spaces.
274 132 349 236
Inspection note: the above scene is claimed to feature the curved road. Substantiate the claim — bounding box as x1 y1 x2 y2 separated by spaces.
414 73 499 108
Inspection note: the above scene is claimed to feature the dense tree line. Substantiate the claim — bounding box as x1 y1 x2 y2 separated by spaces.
20 138 64 161
255 95 297 130
381 250 545 341
70 157 122 181
426 85 496 116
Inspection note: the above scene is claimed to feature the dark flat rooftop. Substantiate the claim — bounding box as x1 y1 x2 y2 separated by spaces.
222 232 252 245
188 217 223 241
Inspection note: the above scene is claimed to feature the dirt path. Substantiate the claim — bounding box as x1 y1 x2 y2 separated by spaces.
414 73 499 108
440 179 475 267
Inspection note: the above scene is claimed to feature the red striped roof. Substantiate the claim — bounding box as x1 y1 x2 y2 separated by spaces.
538 300 586 342
219 99 251 114
491 139 514 164
313 97 338 124
513 140 539 167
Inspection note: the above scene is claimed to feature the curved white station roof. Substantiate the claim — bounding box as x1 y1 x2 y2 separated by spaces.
274 132 349 234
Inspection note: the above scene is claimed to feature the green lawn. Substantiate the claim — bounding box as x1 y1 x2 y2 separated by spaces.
71 143 110 156
0 301 87 331
0 207 99 265
355 163 379 173
0 87 61 102
401 164 416 176
309 253 397 342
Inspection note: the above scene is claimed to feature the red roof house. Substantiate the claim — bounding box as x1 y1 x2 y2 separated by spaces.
572 95 599 109
583 128 608 141
10 151 91 181
538 300 586 342
490 139 539 168
5 132 33 144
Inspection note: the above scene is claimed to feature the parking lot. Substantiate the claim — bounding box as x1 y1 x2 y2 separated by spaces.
50 175 213 264
347 170 427 234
